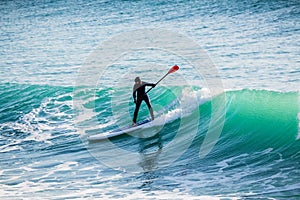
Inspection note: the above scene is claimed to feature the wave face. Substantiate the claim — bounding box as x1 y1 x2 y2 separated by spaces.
1 83 299 199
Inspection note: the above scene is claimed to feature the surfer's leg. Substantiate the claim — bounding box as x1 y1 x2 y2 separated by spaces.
144 96 154 120
133 99 142 123
149 107 154 120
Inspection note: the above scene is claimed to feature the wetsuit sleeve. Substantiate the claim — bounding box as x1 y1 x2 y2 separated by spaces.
133 85 137 102
144 82 156 87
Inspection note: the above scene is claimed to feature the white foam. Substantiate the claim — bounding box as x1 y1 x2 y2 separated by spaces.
155 87 210 122
0 94 76 148
0 138 23 153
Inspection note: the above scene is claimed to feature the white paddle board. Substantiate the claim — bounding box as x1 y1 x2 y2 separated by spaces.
88 119 152 141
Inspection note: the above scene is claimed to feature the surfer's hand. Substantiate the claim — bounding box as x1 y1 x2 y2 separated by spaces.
152 84 156 88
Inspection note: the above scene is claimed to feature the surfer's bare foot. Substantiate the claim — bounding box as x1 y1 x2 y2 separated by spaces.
132 123 136 127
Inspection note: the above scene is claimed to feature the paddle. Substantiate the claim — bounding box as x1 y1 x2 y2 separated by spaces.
146 65 179 94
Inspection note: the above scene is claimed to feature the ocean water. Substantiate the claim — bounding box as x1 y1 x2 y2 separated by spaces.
1 0 300 199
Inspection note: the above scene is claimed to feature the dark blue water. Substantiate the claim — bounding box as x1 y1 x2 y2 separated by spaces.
1 0 299 199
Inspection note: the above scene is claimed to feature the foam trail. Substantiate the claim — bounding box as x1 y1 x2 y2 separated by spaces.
151 87 209 127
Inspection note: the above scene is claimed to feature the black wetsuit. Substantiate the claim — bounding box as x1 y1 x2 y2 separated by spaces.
132 82 156 123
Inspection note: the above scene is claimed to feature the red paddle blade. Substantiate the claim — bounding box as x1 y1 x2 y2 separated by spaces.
168 65 179 74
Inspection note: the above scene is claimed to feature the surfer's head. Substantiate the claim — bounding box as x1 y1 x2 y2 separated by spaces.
135 77 141 84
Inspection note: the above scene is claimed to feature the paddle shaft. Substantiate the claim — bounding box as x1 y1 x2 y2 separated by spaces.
146 72 170 94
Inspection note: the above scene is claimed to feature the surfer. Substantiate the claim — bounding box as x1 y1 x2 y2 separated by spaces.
132 77 156 126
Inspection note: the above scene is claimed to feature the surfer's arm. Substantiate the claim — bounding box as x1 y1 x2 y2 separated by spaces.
132 85 137 104
144 82 156 88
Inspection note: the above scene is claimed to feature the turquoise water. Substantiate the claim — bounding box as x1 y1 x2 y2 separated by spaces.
1 0 299 199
